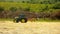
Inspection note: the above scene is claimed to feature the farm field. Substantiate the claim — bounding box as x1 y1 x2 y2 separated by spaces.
0 21 60 34
0 0 60 34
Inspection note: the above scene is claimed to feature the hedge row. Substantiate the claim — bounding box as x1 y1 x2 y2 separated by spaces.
0 9 60 20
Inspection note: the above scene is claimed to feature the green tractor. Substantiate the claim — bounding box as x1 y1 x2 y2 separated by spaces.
13 14 27 23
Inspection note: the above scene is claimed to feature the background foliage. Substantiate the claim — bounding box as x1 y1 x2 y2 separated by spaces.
0 1 60 20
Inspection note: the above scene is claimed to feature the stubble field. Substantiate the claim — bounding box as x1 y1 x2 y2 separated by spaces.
0 21 60 34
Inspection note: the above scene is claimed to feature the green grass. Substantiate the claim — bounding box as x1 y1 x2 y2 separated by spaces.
37 18 60 22
0 18 60 22
0 18 13 21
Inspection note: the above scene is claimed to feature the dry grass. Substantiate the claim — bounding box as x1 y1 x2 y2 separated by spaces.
0 21 60 34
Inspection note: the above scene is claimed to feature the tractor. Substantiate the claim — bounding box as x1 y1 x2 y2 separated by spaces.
13 14 27 23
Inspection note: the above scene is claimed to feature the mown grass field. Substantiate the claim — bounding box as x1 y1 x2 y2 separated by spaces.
0 21 60 34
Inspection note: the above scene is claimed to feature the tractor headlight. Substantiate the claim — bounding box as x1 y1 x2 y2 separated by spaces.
15 17 19 19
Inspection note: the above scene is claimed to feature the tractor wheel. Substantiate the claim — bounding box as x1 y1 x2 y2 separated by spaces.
20 18 27 23
13 18 19 23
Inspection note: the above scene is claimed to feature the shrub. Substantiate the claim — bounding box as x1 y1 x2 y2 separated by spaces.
50 10 60 19
39 12 51 18
22 1 25 3
53 2 60 9
24 7 30 11
0 7 4 12
10 7 17 12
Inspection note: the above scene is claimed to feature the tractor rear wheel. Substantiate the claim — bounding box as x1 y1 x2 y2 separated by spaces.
20 18 27 23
